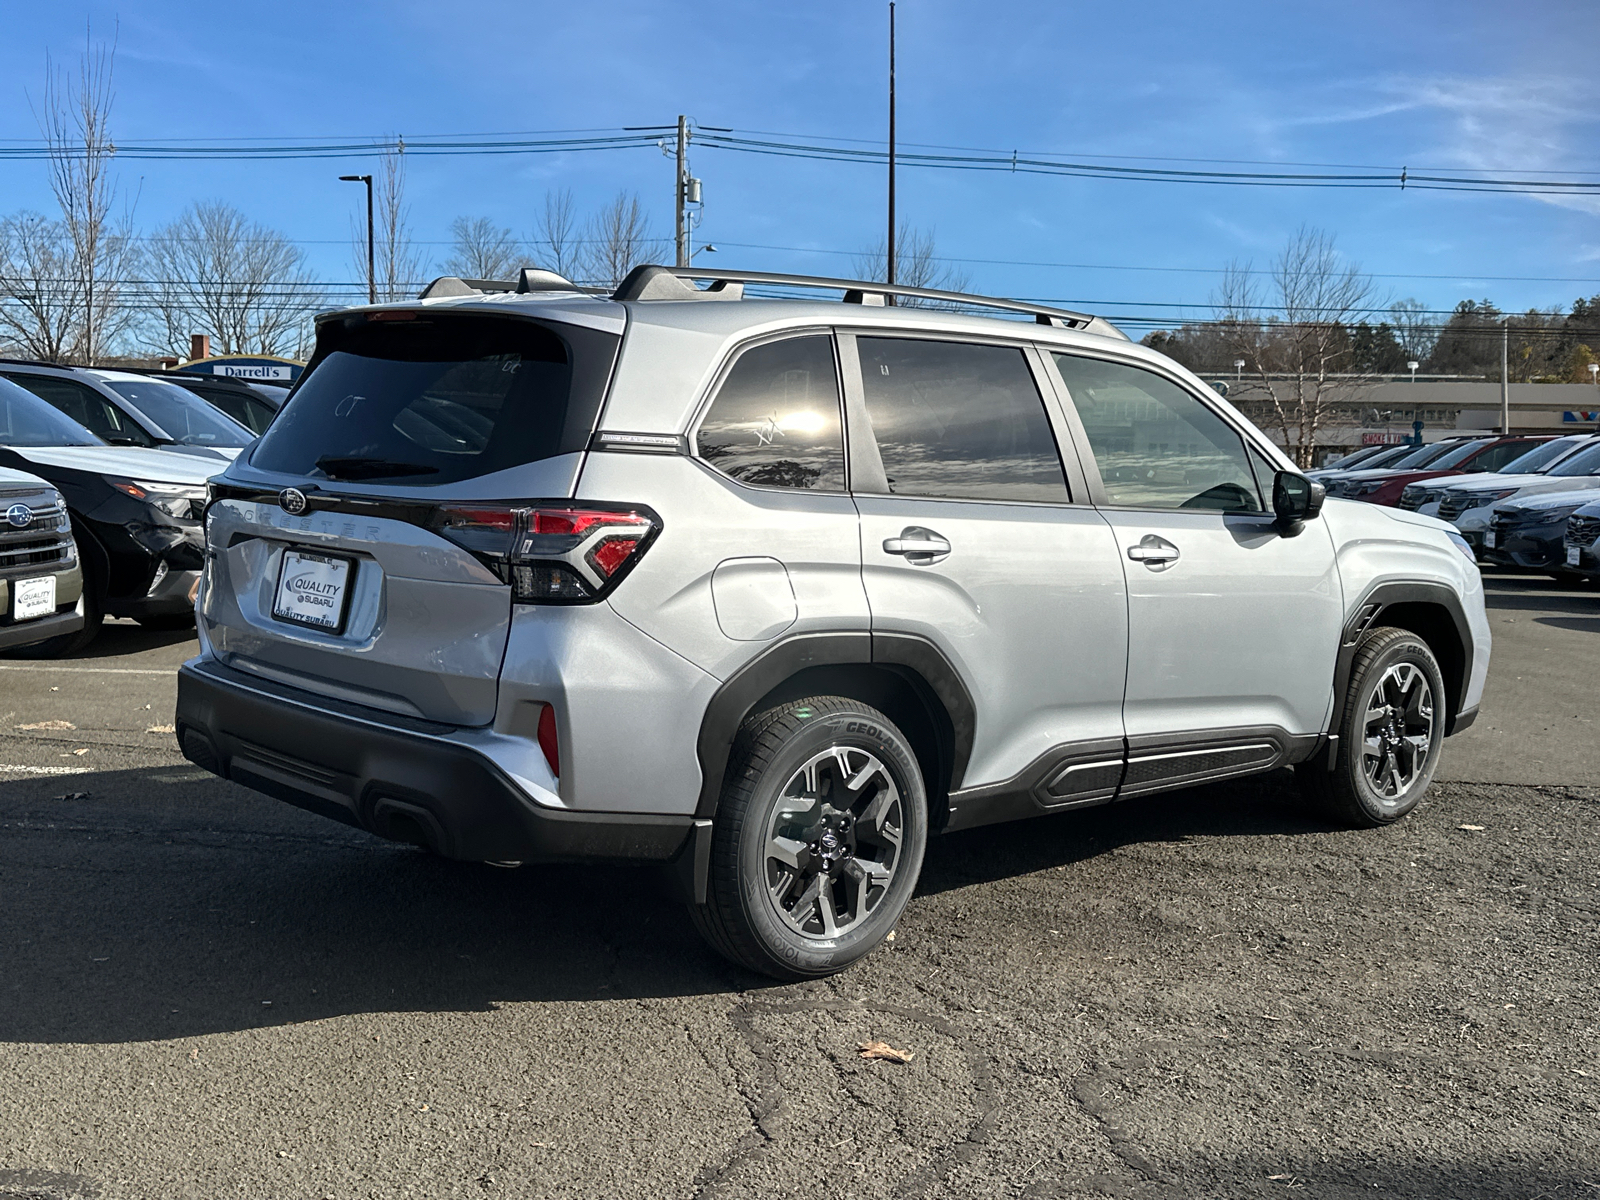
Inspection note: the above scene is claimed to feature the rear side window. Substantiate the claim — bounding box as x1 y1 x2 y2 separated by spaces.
250 315 619 484
695 335 845 491
3 374 155 447
856 338 1068 503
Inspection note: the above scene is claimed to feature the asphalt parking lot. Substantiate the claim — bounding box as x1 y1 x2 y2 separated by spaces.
1 573 1596 1200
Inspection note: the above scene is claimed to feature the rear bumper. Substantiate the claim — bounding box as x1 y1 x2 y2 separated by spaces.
175 656 696 864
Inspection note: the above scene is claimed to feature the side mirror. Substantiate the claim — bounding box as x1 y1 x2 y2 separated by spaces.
1273 471 1325 531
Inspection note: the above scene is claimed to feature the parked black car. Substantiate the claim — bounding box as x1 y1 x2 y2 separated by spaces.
1484 490 1600 580
0 376 218 654
1565 501 1600 580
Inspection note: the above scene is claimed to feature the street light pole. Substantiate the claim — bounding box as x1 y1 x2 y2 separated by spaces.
340 174 375 304
1500 318 1510 435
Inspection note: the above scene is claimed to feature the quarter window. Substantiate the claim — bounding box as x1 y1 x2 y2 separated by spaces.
1050 354 1263 512
696 335 845 491
856 338 1068 503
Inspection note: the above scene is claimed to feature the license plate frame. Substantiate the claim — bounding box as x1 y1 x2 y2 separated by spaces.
11 575 55 622
1569 545 1583 567
272 549 355 634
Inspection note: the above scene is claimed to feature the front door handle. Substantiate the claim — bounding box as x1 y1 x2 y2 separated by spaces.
883 526 951 564
1127 534 1180 570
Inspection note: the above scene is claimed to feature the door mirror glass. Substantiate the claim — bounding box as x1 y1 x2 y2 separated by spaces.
1273 471 1325 523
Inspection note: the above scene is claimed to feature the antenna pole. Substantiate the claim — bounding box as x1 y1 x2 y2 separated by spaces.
887 1 896 297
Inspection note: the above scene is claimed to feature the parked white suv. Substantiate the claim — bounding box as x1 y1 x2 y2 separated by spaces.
176 267 1491 978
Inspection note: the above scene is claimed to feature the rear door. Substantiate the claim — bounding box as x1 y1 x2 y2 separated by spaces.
1043 350 1343 792
842 332 1128 807
201 310 620 726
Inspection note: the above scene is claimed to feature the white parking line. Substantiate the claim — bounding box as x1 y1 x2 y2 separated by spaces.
0 665 176 676
0 763 91 775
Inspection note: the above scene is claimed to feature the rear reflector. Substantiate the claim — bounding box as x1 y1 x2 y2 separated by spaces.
536 704 559 777
428 501 660 604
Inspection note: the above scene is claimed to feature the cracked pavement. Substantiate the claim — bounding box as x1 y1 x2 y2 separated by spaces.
0 571 1597 1199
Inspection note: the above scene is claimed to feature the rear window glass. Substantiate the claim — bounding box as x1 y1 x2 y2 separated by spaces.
249 315 619 484
106 379 254 447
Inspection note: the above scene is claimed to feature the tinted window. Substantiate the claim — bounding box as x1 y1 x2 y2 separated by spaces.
106 379 253 447
1421 439 1492 470
1549 443 1600 477
1503 439 1584 473
1354 445 1417 470
3 374 156 447
250 315 618 484
1467 441 1535 473
0 377 102 446
696 335 844 491
1391 441 1461 469
1050 353 1262 512
857 338 1067 503
181 382 276 435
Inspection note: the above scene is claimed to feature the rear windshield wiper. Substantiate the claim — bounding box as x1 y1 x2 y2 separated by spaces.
314 455 440 480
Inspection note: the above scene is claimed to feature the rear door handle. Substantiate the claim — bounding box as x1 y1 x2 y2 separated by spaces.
1127 534 1180 569
883 527 951 564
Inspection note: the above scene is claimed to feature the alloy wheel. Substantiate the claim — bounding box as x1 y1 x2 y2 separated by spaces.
1361 662 1435 800
764 746 904 938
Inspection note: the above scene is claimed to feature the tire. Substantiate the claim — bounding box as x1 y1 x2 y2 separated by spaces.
1297 627 1446 828
690 696 928 980
7 581 103 659
136 613 197 632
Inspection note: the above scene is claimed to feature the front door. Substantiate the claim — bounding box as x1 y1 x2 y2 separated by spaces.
1043 350 1343 794
842 334 1128 814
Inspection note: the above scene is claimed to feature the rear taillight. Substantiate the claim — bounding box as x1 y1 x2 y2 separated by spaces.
536 703 560 777
429 501 659 604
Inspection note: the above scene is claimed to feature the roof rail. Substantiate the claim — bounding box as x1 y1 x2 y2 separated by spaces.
418 267 584 300
611 264 1127 338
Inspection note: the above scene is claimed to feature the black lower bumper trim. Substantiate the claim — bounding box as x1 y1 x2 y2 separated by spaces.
1448 704 1478 735
176 658 694 864
0 605 83 650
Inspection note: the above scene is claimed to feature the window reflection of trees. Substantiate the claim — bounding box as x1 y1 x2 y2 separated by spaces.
696 336 845 491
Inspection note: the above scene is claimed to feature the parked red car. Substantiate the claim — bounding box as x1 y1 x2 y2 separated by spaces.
1324 436 1552 507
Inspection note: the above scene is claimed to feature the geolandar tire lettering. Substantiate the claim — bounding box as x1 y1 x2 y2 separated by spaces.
689 695 927 981
1296 627 1447 829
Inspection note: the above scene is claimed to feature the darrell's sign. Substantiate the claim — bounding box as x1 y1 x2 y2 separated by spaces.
178 354 304 384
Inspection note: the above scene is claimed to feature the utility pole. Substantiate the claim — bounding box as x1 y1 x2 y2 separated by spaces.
675 115 689 268
1501 318 1510 435
886 1 897 296
340 174 375 303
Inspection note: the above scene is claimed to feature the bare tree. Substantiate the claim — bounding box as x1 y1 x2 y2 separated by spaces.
352 144 425 301
34 30 138 363
535 188 580 280
853 225 971 303
578 193 662 290
443 216 522 281
1214 227 1382 467
1389 298 1436 364
144 202 323 358
0 212 81 360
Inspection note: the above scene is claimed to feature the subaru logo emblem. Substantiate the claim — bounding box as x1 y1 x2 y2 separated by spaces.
278 488 308 516
5 504 32 529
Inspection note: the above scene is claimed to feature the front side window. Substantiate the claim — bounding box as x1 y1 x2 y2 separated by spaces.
106 380 253 447
856 337 1068 503
696 335 845 491
1467 441 1535 473
1050 353 1262 512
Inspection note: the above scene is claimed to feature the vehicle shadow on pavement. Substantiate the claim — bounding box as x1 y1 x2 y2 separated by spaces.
0 764 1326 1045
919 769 1319 896
0 620 197 661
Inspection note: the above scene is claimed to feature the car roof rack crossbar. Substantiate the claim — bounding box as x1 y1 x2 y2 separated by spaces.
418 268 585 300
610 264 1123 336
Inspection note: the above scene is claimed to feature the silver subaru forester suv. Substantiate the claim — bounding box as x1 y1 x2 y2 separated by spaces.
177 265 1490 979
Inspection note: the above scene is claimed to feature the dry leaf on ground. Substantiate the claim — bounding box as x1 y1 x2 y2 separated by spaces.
17 720 75 731
146 724 175 734
857 1040 914 1064
1459 824 1486 832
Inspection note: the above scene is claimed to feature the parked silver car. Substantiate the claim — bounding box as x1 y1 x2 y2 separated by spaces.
176 267 1491 979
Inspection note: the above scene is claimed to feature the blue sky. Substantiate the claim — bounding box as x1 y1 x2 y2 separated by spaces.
2 0 1598 331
